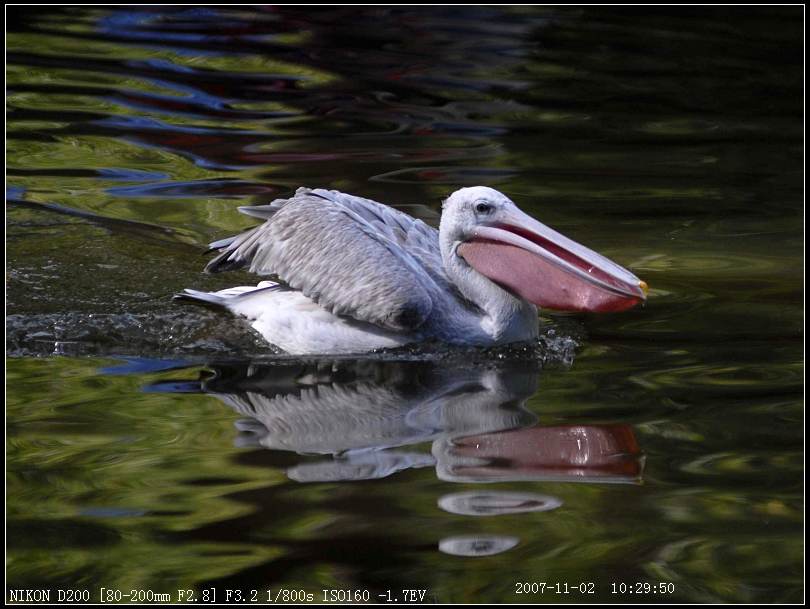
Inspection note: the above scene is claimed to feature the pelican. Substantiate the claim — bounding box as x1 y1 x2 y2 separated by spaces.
176 186 647 354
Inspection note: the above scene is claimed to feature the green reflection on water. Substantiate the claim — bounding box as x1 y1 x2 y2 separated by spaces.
6 354 802 602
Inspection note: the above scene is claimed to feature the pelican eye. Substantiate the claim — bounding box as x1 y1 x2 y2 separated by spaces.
475 202 493 214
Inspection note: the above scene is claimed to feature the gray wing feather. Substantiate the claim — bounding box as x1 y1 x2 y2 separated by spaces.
205 188 442 332
237 196 289 220
309 189 446 280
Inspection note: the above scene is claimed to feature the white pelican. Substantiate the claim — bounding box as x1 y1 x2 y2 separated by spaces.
177 186 647 354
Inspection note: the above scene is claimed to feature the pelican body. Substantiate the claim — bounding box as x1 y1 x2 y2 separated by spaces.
177 187 646 354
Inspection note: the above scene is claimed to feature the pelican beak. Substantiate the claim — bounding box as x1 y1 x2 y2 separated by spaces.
457 207 647 313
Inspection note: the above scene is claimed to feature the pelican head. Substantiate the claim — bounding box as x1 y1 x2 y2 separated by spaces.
440 186 647 313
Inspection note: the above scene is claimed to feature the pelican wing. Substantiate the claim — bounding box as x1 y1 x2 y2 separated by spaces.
205 188 442 331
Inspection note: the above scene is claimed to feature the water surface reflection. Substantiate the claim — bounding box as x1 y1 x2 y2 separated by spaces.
156 359 643 485
151 358 644 557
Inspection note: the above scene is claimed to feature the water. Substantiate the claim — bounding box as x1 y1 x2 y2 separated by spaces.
6 6 803 603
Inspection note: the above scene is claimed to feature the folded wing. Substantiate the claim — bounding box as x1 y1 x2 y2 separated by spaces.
205 188 441 332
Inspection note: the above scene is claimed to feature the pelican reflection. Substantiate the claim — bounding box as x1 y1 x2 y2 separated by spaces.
151 358 644 558
154 359 643 485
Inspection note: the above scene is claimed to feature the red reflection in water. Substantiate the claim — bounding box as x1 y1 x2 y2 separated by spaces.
444 424 643 483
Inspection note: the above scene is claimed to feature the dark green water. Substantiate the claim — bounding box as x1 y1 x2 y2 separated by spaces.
6 6 803 604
